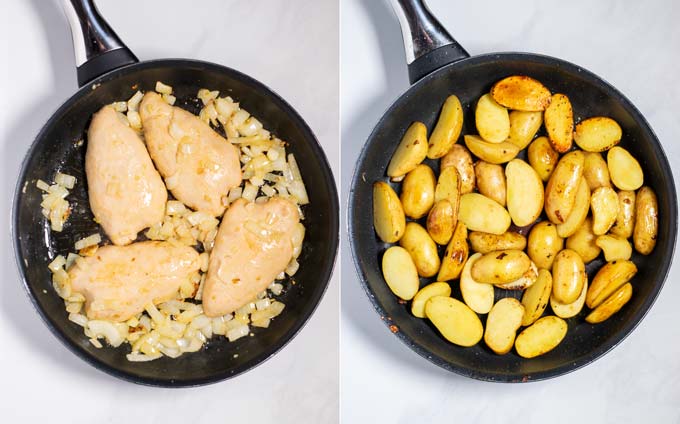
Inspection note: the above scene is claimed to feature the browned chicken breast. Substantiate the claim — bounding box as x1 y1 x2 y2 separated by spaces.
139 92 242 216
86 105 167 245
202 197 300 317
69 241 200 322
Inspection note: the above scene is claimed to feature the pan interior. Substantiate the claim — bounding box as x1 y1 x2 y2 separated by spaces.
349 53 676 382
14 60 338 386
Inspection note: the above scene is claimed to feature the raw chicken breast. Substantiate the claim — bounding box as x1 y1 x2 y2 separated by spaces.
202 197 300 317
86 105 167 245
69 241 200 322
139 92 242 216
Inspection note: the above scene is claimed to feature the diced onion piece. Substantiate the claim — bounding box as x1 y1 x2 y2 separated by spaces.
166 200 187 215
127 352 161 362
261 184 276 197
87 320 125 347
74 233 101 250
155 81 173 94
285 258 300 276
65 301 82 313
68 313 88 327
127 91 144 111
242 183 258 202
251 318 271 328
36 179 50 192
255 298 271 311
226 324 250 342
48 255 66 272
162 94 176 105
112 101 127 112
165 174 179 190
238 117 263 136
145 303 165 324
55 173 76 189
215 97 236 118
89 338 103 348
127 110 142 129
269 282 284 295
231 109 250 128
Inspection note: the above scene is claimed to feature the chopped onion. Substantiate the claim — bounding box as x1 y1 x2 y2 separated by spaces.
155 81 173 94
74 233 101 250
55 173 76 189
127 91 143 111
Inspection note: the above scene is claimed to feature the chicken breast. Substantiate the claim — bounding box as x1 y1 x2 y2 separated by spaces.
203 197 300 317
69 241 200 322
86 105 167 245
139 92 242 216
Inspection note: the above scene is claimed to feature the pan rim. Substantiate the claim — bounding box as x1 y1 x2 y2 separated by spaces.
12 58 340 387
347 51 678 382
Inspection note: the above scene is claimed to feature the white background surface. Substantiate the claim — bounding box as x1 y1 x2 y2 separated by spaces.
1 1 338 422
341 0 679 423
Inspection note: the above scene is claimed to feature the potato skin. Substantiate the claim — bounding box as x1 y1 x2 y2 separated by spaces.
556 177 590 238
507 110 542 150
495 261 538 290
590 186 619 235
458 193 511 235
460 253 494 314
471 249 531 284
381 246 420 300
399 222 440 278
586 260 637 309
434 166 461 208
551 249 586 304
610 190 636 238
586 283 633 324
437 221 468 281
400 164 435 219
583 152 611 191
387 121 428 177
574 116 622 152
474 161 506 206
464 135 520 165
550 280 587 319
505 159 544 226
515 316 567 359
528 221 564 269
425 296 483 347
469 231 526 254
607 146 644 191
633 186 658 255
411 282 451 318
441 144 475 194
521 269 553 326
373 182 406 243
545 150 585 224
491 75 552 111
476 93 510 143
596 235 632 262
527 136 559 182
544 93 574 153
566 217 601 263
428 95 464 159
426 199 456 245
484 298 524 355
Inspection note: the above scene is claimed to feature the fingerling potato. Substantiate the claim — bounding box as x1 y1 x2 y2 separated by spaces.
425 296 483 347
426 200 456 245
506 159 544 226
596 234 632 262
586 259 637 309
428 95 464 159
495 260 538 290
484 298 524 355
590 186 619 235
441 144 476 194
585 283 633 324
476 93 510 143
607 146 643 191
574 116 622 152
507 110 542 150
387 121 428 177
566 217 601 263
545 150 585 224
583 152 611 191
544 93 574 153
399 222 440 277
373 182 406 243
434 166 461 207
550 279 587 319
490 75 552 111
552 249 586 304
528 221 564 269
459 193 511 235
471 249 531 284
460 253 494 314
469 231 526 254
527 136 559 182
515 316 568 359
437 221 468 281
474 161 506 206
610 190 636 238
633 186 658 255
521 269 553 326
464 135 520 165
411 282 451 318
556 177 590 238
400 164 436 219
381 246 420 300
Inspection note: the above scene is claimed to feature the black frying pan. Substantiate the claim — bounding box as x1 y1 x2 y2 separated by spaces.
349 0 677 382
12 0 338 386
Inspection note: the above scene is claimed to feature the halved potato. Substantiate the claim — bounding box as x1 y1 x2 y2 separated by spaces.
476 93 510 143
428 95 464 159
545 150 585 224
399 222 440 278
544 93 574 153
590 186 619 235
425 296 483 347
437 221 468 281
460 253 494 314
521 269 553 326
596 235 632 262
610 190 636 238
464 135 520 165
373 182 406 243
411 282 451 318
474 161 506 206
551 249 586 304
400 164 435 219
387 121 428 177
574 117 622 152
556 177 590 238
586 283 633 324
471 249 531 284
434 166 461 207
566 217 601 263
607 146 643 191
459 193 511 235
469 231 526 254
426 199 456 245
527 136 559 182
583 152 611 191
586 260 637 309
550 279 587 319
633 186 658 255
515 316 567 358
505 159 544 226
490 75 552 111
484 298 525 355
441 144 476 194
495 261 538 290
507 110 542 150
381 246 419 300
528 221 564 269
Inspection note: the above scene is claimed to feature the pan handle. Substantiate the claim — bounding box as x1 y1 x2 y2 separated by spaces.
61 0 138 87
388 0 470 84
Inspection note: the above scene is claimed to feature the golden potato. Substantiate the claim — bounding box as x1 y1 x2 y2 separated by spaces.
484 298 525 355
586 283 633 324
528 221 564 269
610 190 636 238
399 222 440 277
607 146 643 191
464 135 520 165
495 261 538 290
373 182 406 243
460 253 494 314
411 282 451 318
459 193 511 235
590 186 619 235
434 166 461 207
426 200 456 245
521 269 553 326
441 144 476 194
545 150 585 224
476 93 510 143
469 231 526 254
527 136 559 182
425 296 483 347
556 177 590 238
437 221 468 281
586 260 636 309
551 249 586 304
544 93 574 153
566 217 601 263
428 95 464 159
490 75 552 111
471 249 531 284
381 246 420 300
574 117 622 152
387 121 428 177
633 186 658 255
505 159 544 226
474 161 506 206
515 316 568 358
583 152 611 191
550 280 587 319
596 235 632 262
507 110 542 150
400 164 435 219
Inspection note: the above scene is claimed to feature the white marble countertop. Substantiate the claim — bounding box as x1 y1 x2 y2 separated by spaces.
341 0 680 422
0 1 338 422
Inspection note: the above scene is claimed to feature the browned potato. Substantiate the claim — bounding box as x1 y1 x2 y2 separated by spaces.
515 316 567 358
471 249 531 284
474 161 506 206
476 93 510 143
545 151 585 224
469 231 526 254
544 93 574 153
574 117 622 152
596 235 632 262
551 249 586 304
495 261 538 290
387 121 428 177
434 166 461 208
583 152 611 191
527 221 564 269
427 200 456 245
507 110 542 150
373 182 406 243
610 190 636 238
490 76 552 111
556 178 590 238
586 260 637 309
400 164 435 219
590 186 619 235
527 136 559 182
633 186 658 255
484 298 524 355
521 269 553 326
441 144 475 194
566 217 601 263
550 280 587 319
428 95 464 159
464 135 520 165
586 283 633 324
437 222 468 281
399 222 440 277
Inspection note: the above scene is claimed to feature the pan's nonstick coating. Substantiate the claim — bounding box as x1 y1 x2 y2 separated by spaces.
349 53 676 382
13 60 338 386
